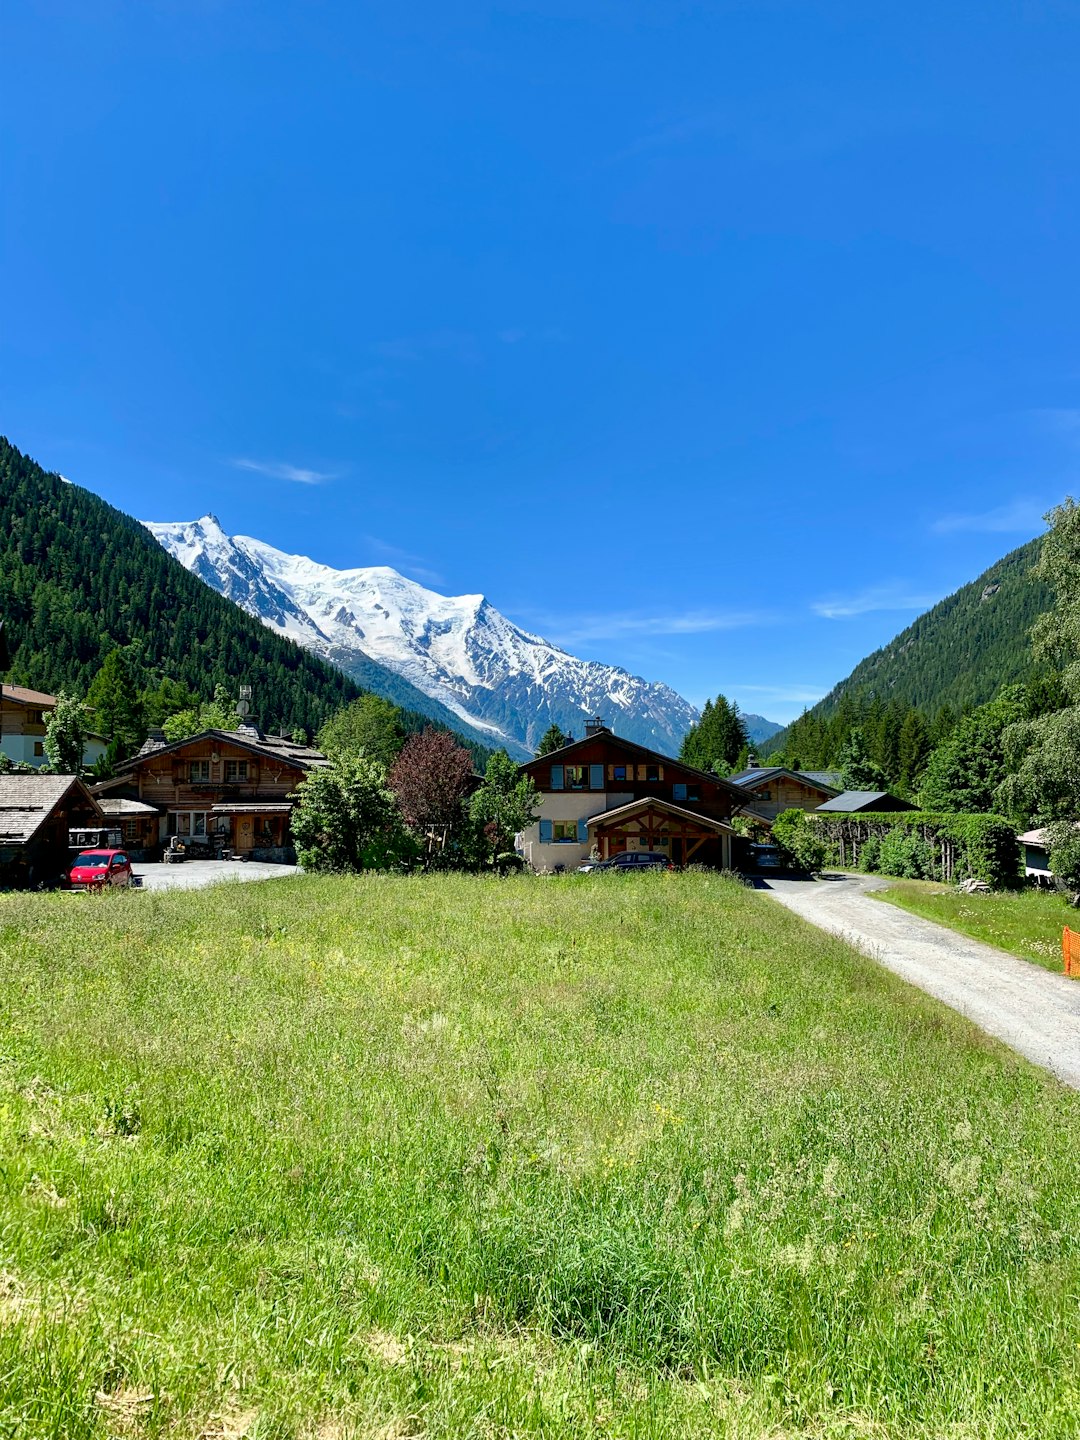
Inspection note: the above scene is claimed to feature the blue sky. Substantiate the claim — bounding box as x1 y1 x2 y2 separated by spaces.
3 1 1079 723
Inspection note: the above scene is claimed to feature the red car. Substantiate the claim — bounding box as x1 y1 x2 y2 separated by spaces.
69 849 134 892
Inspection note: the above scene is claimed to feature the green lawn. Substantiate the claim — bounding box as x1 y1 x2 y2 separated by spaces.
2 872 1080 1438
872 877 1078 972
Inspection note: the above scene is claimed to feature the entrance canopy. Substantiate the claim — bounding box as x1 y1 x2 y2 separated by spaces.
586 796 735 867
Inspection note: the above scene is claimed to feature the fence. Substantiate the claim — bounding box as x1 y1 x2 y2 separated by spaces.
1063 927 1080 977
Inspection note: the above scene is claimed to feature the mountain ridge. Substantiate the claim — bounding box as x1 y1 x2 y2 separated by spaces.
145 515 703 758
762 534 1052 755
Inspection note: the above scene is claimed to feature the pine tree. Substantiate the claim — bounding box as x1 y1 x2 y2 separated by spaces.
535 723 572 757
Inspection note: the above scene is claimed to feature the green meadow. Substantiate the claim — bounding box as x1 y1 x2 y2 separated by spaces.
1 872 1079 1438
873 878 1078 973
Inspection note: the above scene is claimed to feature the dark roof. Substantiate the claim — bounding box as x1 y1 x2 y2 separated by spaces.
584 796 736 832
0 775 102 845
815 791 917 813
521 728 750 805
728 766 839 796
115 728 329 774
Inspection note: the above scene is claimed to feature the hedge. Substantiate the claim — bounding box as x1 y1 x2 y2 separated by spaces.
807 811 1021 890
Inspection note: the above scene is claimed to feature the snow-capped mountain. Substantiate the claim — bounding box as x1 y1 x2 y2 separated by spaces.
144 515 700 757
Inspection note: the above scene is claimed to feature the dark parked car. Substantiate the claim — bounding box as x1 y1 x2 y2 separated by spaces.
576 851 675 874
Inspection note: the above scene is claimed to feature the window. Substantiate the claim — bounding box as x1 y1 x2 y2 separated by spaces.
553 821 579 842
189 760 211 782
610 764 628 782
645 764 661 782
673 783 702 803
565 765 587 790
123 821 138 841
33 741 44 757
167 811 208 837
224 760 249 782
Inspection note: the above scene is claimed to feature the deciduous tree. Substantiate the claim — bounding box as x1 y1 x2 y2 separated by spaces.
317 693 407 769
391 729 473 831
469 750 540 865
43 692 88 774
291 754 412 872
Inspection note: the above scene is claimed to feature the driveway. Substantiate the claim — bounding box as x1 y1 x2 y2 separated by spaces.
132 859 303 892
761 872 1080 1090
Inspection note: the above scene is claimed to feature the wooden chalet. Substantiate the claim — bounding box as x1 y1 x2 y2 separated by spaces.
517 721 760 871
0 683 107 770
0 774 104 889
727 763 840 821
95 725 329 861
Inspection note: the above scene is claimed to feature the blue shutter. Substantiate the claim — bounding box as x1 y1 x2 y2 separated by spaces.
577 818 589 843
539 818 553 843
673 783 687 801
550 765 564 790
590 764 604 790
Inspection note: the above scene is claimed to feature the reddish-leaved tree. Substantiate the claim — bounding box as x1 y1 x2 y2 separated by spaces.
390 728 474 833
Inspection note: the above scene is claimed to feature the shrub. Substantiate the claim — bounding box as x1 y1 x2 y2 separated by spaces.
810 812 1020 889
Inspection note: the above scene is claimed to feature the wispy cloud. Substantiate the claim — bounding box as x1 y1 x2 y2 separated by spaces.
930 499 1051 536
231 457 337 485
731 683 830 705
372 330 480 365
363 536 444 588
533 608 776 646
812 584 938 620
1030 407 1080 436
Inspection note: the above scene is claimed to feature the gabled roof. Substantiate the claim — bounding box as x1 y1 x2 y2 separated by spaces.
728 766 839 796
115 728 328 774
0 775 102 845
815 790 917 813
522 728 750 804
584 796 736 833
97 797 161 816
0 685 56 708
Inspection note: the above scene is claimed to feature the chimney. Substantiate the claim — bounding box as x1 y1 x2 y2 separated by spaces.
584 715 606 737
236 685 253 721
747 752 760 770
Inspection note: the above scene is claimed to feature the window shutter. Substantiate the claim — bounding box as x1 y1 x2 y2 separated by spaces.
550 765 564 790
539 818 553 843
673 783 687 801
590 764 604 790
577 818 589 843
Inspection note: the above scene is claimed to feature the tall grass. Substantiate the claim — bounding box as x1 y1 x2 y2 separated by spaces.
1 872 1079 1437
873 878 1078 971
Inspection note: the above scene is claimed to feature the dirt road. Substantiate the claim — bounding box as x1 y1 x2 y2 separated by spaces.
762 872 1080 1089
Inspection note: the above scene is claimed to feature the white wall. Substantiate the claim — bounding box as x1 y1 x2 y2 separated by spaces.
1 733 112 770
519 791 634 872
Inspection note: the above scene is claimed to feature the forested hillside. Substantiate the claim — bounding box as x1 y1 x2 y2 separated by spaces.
0 436 488 759
764 537 1050 759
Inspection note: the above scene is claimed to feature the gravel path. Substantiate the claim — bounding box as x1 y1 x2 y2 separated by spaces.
762 872 1080 1089
132 859 303 891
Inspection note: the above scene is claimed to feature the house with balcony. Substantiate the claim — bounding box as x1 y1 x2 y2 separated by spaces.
727 762 841 820
92 723 328 860
517 721 760 871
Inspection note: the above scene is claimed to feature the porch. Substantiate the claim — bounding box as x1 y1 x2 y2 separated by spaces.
586 797 734 869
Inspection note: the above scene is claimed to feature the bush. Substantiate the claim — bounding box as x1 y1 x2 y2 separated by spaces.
772 808 827 872
809 812 1020 889
877 830 934 880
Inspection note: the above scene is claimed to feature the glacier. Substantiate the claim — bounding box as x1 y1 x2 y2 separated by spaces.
144 515 700 757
